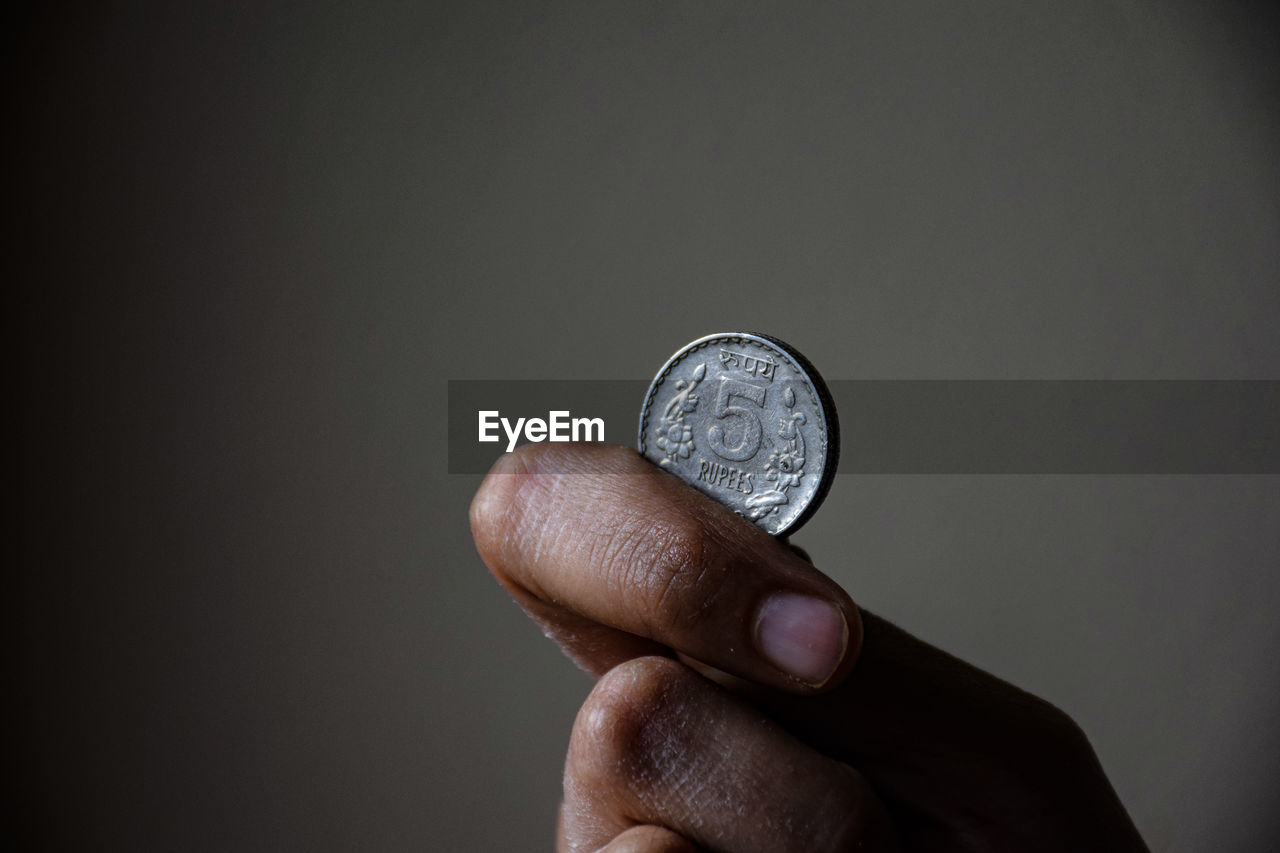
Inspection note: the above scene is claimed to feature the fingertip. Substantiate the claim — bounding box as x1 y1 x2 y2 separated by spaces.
468 447 537 571
597 825 700 852
836 600 864 687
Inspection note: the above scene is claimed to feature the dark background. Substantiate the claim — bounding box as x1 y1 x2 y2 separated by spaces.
9 2 1279 850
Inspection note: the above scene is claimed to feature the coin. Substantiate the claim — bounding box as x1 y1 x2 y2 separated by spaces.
638 332 839 537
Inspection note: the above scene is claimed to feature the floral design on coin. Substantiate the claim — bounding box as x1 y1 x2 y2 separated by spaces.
746 385 807 520
653 362 705 466
638 333 838 537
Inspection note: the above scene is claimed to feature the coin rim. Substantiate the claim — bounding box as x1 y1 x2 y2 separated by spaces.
636 331 840 538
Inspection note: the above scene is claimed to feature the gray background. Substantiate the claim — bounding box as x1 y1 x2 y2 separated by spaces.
9 1 1279 850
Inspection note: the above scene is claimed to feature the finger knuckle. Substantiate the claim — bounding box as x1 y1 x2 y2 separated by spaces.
566 657 691 792
1024 699 1092 767
603 512 721 634
985 694 1095 790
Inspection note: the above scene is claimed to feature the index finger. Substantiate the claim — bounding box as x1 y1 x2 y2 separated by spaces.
470 443 862 692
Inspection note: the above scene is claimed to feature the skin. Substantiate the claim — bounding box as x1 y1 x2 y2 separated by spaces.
470 443 1150 853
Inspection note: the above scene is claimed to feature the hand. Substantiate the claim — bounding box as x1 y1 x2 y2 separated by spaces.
470 444 1148 852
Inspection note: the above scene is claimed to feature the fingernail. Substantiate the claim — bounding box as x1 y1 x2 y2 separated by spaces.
754 592 848 686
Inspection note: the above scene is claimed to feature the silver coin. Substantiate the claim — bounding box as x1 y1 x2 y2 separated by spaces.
638 332 839 537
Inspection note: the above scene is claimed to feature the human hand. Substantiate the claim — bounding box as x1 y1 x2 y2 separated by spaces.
470 444 1148 852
